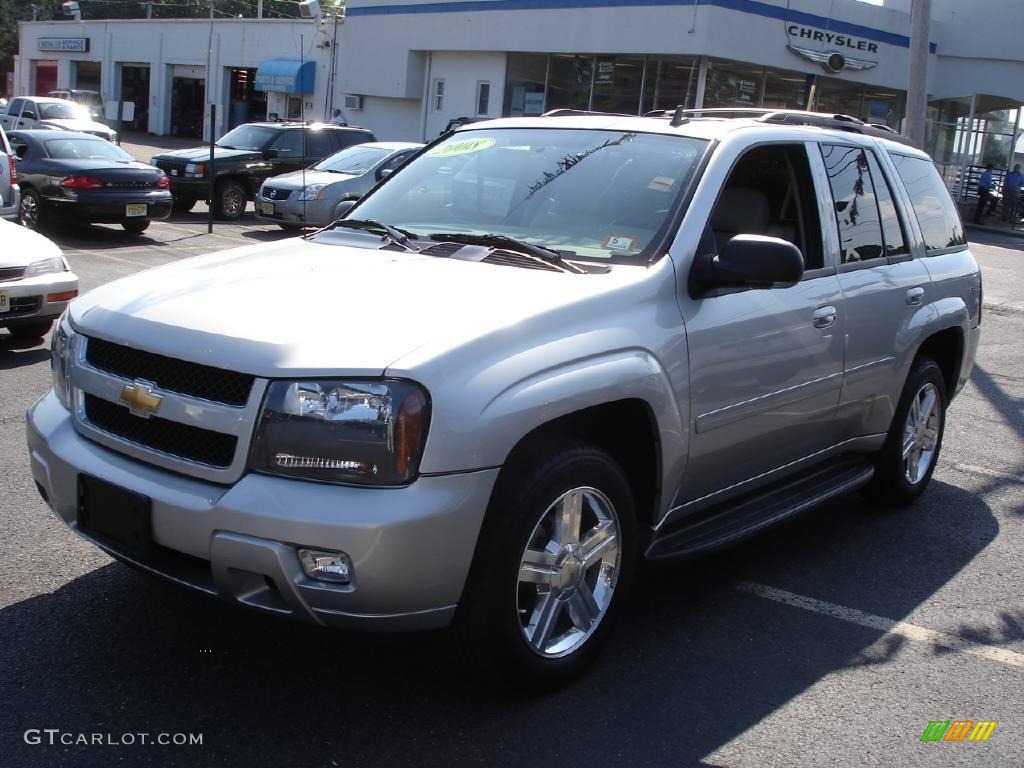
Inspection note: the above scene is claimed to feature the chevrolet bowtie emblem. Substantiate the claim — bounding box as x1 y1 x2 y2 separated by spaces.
119 381 163 418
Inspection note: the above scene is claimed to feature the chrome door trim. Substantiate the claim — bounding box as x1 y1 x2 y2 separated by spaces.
694 371 843 434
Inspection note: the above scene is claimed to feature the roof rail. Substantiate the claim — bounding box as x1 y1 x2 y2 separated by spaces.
541 108 638 118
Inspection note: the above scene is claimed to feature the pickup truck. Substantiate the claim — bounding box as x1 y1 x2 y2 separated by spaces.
27 109 981 687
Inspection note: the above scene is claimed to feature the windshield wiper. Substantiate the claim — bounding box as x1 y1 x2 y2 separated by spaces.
316 218 420 251
428 233 576 269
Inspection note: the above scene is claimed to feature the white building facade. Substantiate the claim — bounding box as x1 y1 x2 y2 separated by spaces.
14 18 341 140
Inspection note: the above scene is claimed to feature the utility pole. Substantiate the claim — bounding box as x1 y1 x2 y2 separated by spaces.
905 0 932 148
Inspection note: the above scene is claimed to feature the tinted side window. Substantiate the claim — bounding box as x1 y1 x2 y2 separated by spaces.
271 130 303 156
820 144 884 263
7 98 24 116
864 152 909 258
9 136 28 160
891 154 967 253
335 131 372 150
306 130 334 158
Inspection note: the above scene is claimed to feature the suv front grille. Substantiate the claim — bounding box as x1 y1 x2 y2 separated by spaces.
0 267 26 282
85 337 255 407
84 394 237 468
154 159 187 175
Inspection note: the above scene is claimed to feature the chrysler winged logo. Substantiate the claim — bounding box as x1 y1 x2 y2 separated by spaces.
119 381 163 418
788 44 879 74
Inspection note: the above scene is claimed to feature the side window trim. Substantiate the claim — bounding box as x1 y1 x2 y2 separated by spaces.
863 149 912 263
819 141 888 268
877 146 927 259
806 140 842 271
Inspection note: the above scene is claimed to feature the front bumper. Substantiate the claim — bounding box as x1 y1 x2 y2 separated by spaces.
46 190 173 224
0 270 78 328
254 194 333 229
27 391 498 631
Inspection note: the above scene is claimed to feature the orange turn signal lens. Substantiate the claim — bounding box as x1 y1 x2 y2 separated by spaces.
47 291 78 303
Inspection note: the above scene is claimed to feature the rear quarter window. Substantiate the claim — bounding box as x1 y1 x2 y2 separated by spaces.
891 154 967 254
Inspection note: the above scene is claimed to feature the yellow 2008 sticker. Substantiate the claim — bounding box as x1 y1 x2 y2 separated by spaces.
426 137 496 157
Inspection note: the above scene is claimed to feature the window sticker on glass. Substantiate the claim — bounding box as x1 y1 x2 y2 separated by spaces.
426 138 496 158
647 176 676 193
604 234 639 252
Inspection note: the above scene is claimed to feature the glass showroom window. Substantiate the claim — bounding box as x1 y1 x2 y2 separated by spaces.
641 56 699 114
547 54 593 112
505 53 548 117
704 58 764 108
591 55 645 115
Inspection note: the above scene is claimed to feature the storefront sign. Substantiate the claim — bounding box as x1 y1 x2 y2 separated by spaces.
38 37 90 53
787 24 879 74
787 25 878 54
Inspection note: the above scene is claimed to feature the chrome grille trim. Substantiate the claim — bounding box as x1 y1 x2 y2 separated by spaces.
69 338 266 484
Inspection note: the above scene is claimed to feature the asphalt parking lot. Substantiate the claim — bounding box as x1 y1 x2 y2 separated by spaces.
1 216 1022 768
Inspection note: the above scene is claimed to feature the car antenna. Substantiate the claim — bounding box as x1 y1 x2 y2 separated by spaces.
669 105 688 127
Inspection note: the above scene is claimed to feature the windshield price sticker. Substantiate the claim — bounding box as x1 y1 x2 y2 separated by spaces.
426 138 496 158
604 234 639 252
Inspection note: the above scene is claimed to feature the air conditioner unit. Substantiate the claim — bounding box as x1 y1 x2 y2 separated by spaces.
298 0 321 18
343 94 364 110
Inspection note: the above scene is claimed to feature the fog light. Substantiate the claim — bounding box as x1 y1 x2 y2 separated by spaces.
298 548 352 584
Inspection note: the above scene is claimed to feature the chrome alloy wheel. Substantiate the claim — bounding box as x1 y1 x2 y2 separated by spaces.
516 486 621 658
902 382 940 485
21 193 39 229
221 186 245 217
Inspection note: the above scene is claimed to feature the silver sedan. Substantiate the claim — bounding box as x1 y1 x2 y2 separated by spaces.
255 142 422 230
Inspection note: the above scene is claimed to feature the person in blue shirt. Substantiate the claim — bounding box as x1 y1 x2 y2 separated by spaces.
1002 163 1023 223
973 164 996 223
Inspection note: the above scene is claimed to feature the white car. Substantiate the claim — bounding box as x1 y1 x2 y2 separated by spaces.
0 219 78 340
1 97 117 143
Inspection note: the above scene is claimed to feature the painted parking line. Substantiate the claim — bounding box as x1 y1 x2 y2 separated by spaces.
946 462 1024 485
736 581 1024 669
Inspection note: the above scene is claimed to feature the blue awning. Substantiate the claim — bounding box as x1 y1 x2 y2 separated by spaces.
254 60 315 94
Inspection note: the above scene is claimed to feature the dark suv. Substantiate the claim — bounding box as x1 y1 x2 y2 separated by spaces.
151 122 376 220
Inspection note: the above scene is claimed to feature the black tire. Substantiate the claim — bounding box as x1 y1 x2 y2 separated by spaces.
456 439 636 689
20 188 45 231
214 179 247 221
868 357 947 506
7 319 53 340
172 197 197 214
122 220 150 235
277 223 304 232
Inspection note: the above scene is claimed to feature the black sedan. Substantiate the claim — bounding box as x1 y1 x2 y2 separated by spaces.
8 130 172 234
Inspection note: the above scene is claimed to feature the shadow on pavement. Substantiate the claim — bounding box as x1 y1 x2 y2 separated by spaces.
0 336 50 369
0 482 996 767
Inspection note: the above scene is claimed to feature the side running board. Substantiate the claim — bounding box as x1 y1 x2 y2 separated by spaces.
646 457 875 561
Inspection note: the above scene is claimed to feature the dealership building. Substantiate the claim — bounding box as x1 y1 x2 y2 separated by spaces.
12 0 1024 170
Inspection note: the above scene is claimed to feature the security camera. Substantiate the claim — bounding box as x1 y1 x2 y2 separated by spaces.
298 0 320 18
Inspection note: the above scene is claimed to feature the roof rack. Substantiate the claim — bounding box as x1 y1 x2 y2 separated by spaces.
646 106 915 146
541 108 638 119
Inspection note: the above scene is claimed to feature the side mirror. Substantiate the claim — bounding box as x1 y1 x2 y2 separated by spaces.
693 234 804 292
333 199 356 220
263 149 280 159
376 167 394 182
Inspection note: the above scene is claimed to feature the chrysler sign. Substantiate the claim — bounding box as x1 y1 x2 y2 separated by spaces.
787 24 879 74
38 37 90 53
787 25 879 54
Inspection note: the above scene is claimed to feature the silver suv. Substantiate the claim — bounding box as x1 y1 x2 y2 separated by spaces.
26 109 981 685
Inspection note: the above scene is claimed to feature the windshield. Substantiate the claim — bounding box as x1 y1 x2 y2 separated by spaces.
45 139 134 161
314 146 391 174
347 128 707 263
40 102 90 120
216 124 278 151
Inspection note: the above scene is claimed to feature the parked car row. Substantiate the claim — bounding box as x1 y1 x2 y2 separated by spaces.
0 115 421 236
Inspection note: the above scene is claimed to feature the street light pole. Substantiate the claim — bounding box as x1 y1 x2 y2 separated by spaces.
905 0 932 148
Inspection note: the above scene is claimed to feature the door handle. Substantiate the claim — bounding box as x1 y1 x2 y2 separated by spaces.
906 286 925 306
813 305 837 329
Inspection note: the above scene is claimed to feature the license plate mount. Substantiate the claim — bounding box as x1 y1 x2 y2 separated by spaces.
125 204 147 217
260 202 274 216
77 474 153 560
0 288 8 313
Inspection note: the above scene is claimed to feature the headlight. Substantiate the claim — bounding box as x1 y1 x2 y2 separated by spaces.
184 163 206 178
110 131 118 143
250 379 430 485
300 184 326 201
25 257 67 278
50 311 74 409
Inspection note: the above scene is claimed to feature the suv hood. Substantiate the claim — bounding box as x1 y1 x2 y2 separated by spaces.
69 238 631 377
153 146 263 163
